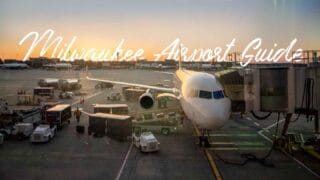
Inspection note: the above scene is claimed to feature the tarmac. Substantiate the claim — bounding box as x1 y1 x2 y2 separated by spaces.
0 69 319 180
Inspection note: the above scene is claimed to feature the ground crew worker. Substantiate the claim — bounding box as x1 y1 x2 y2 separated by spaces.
80 97 85 104
74 107 82 123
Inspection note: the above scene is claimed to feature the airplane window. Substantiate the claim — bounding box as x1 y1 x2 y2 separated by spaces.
213 90 224 99
199 90 212 99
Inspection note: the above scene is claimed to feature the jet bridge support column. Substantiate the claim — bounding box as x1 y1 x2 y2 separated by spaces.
281 113 293 136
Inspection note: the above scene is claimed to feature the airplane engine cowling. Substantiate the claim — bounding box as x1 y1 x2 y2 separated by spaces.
139 93 154 109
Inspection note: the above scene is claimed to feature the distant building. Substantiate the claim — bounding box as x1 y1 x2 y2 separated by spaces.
4 59 20 63
28 57 59 68
163 59 176 66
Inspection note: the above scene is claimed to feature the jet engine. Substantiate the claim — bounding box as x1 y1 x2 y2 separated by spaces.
139 92 154 109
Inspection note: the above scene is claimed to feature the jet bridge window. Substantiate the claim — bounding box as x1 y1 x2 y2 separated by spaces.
199 90 212 99
213 90 224 99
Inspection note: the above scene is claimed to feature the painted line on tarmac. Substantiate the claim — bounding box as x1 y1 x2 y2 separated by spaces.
71 90 105 106
257 118 286 142
245 116 262 127
253 122 261 127
115 143 133 180
257 131 273 143
246 117 252 121
205 149 223 180
261 118 286 131
281 149 320 178
263 128 271 133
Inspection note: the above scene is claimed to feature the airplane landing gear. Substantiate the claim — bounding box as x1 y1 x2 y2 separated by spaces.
199 129 211 147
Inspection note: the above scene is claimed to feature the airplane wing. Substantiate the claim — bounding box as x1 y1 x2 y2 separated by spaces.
86 76 178 93
154 71 175 75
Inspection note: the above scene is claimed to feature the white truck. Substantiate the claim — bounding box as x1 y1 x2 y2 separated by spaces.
30 124 57 143
133 132 160 152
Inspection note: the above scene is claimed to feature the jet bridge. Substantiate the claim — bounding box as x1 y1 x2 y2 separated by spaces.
216 63 320 134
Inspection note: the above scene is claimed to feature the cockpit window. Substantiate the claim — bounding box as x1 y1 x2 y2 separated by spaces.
213 90 224 99
199 90 212 99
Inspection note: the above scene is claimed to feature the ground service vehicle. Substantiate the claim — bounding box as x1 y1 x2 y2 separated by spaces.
12 123 34 140
46 104 71 128
30 124 57 143
0 123 34 140
133 132 160 152
133 112 181 135
93 104 129 115
33 87 54 97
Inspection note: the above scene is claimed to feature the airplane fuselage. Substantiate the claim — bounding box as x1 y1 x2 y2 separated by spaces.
174 69 231 129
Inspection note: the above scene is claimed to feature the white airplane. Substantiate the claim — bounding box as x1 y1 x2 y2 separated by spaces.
0 63 29 69
87 66 231 145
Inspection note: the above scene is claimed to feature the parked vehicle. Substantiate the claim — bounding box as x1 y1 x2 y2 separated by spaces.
33 87 54 97
12 123 34 140
46 104 71 128
133 112 181 135
124 89 145 102
88 113 108 137
93 104 129 115
38 78 59 88
0 127 11 139
0 123 34 140
133 132 160 152
30 124 57 143
88 113 132 140
59 79 81 91
14 107 42 125
95 82 113 89
107 92 121 101
40 101 61 121
59 91 73 99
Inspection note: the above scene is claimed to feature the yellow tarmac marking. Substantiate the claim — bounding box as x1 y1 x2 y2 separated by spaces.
193 122 201 136
192 122 223 180
205 149 223 180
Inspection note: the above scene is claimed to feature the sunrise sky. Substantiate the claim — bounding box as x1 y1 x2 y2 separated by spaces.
0 0 319 60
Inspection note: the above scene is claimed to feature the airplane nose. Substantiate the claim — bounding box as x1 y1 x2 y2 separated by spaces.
202 98 231 129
